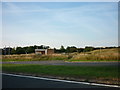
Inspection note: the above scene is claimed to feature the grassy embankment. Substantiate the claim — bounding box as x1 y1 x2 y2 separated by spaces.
2 64 119 85
2 48 119 62
68 48 119 62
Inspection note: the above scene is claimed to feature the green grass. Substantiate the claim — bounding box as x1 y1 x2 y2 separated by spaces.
2 64 118 79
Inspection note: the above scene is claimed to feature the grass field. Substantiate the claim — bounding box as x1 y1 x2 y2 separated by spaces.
2 64 119 85
68 48 119 62
2 54 68 62
2 48 119 62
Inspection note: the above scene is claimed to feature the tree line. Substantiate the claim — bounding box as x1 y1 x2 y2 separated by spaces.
2 45 49 55
1 45 118 55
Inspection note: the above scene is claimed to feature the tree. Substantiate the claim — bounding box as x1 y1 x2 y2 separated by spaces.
16 47 25 54
60 45 65 53
37 45 44 49
33 45 37 49
66 46 77 53
43 46 50 49
11 48 16 54
2 47 12 55
70 46 77 53
77 48 84 53
84 46 94 52
23 47 29 54
26 46 34 53
66 46 70 53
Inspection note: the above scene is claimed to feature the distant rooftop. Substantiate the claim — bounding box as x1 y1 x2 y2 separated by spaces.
35 49 46 51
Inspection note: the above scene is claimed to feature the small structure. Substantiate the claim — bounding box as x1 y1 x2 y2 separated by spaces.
35 49 54 55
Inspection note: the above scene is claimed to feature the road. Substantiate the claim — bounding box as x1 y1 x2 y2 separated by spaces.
2 73 119 88
2 61 119 66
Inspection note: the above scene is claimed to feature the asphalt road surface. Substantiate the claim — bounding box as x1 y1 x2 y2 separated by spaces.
2 61 119 66
2 73 118 88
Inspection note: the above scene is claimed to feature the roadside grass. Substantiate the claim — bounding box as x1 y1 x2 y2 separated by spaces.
2 48 119 62
67 48 119 62
2 64 119 80
66 59 119 62
2 54 68 62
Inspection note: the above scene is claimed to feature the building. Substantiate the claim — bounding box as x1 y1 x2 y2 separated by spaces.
35 49 54 55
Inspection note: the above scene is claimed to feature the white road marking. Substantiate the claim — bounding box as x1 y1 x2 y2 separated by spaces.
2 73 120 88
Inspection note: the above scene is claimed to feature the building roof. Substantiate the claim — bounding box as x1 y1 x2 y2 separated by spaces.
35 49 46 52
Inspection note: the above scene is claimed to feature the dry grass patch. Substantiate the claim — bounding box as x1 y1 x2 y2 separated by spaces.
2 48 119 62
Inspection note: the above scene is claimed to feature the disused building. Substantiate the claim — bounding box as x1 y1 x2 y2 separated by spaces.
35 49 54 55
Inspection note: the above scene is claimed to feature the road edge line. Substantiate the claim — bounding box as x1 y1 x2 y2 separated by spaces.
2 73 120 88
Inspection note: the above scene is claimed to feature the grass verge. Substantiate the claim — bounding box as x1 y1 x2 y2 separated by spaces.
66 60 119 62
2 64 119 85
2 48 119 62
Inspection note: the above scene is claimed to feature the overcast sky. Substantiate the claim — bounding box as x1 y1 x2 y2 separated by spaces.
2 2 118 48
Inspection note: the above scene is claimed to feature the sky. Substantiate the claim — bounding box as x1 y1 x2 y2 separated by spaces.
2 2 118 49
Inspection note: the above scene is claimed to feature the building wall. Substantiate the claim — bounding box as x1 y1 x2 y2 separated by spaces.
35 51 45 55
47 49 54 55
35 49 54 55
